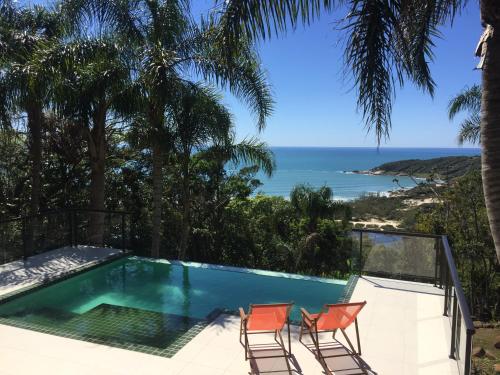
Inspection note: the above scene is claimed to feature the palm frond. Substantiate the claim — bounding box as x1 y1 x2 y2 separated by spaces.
341 0 465 144
458 114 481 145
59 0 142 40
448 85 481 145
213 0 336 44
181 20 274 130
342 0 394 143
229 138 276 177
448 84 481 120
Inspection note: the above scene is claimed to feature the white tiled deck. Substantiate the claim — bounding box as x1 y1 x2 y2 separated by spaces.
0 251 459 375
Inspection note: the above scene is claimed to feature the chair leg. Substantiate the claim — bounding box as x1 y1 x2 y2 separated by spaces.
307 327 320 360
340 328 357 355
239 320 243 346
332 328 337 339
277 330 293 375
355 318 362 355
308 329 332 375
299 319 304 342
244 328 249 360
287 320 292 356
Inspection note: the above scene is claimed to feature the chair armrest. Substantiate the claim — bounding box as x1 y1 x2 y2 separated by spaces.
239 307 248 321
300 308 315 323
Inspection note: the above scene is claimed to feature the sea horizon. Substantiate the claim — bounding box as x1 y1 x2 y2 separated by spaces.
250 146 481 200
266 145 482 150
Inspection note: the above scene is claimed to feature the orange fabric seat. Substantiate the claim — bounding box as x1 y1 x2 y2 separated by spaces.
245 304 289 331
305 303 365 331
247 312 284 331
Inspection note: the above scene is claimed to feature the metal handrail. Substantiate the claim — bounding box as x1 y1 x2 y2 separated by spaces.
352 227 442 239
441 236 475 332
352 228 475 375
441 235 475 375
0 208 133 224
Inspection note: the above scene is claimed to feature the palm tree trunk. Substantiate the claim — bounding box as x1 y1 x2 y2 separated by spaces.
151 141 163 258
479 1 500 261
25 103 43 257
87 106 106 246
178 154 190 260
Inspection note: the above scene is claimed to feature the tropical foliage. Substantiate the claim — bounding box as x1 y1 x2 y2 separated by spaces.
449 85 482 145
415 171 499 321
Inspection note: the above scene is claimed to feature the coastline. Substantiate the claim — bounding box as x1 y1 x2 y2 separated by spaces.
255 148 479 200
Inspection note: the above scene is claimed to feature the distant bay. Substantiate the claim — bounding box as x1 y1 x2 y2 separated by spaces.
252 147 481 200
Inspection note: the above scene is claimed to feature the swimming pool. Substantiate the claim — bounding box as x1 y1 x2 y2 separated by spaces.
0 256 349 357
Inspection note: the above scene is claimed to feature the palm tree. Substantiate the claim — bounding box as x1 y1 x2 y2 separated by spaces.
0 2 62 253
214 0 500 260
167 83 231 259
62 0 273 257
39 38 136 244
289 184 350 272
448 85 481 145
476 2 500 260
290 184 349 233
168 82 275 259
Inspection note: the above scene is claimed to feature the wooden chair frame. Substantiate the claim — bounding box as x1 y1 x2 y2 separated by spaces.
239 303 293 374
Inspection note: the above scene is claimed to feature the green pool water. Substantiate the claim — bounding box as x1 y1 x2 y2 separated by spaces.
0 256 347 357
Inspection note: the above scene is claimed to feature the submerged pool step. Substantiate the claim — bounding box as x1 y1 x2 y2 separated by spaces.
62 303 204 349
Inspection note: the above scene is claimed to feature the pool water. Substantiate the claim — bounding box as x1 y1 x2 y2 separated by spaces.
0 256 347 357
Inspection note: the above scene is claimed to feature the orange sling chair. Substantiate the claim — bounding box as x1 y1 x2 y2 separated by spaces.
239 303 293 372
300 301 367 371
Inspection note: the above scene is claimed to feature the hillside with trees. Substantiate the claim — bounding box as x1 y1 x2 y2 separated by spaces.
353 155 480 180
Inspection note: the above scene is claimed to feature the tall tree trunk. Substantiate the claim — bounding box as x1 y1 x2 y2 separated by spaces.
178 153 190 260
87 104 107 246
25 103 43 257
479 1 500 261
151 141 163 258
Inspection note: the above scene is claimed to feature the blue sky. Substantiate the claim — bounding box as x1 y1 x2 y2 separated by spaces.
192 1 482 148
27 0 483 148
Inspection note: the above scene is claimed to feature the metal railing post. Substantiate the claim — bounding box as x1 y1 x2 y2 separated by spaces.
72 210 76 247
443 267 450 316
464 330 473 375
1 222 5 264
434 239 439 287
121 213 125 250
74 210 78 247
358 231 363 276
439 244 445 289
449 290 458 359
22 216 27 260
68 210 73 247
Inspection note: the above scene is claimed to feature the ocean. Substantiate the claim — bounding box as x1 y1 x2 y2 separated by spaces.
252 147 481 200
